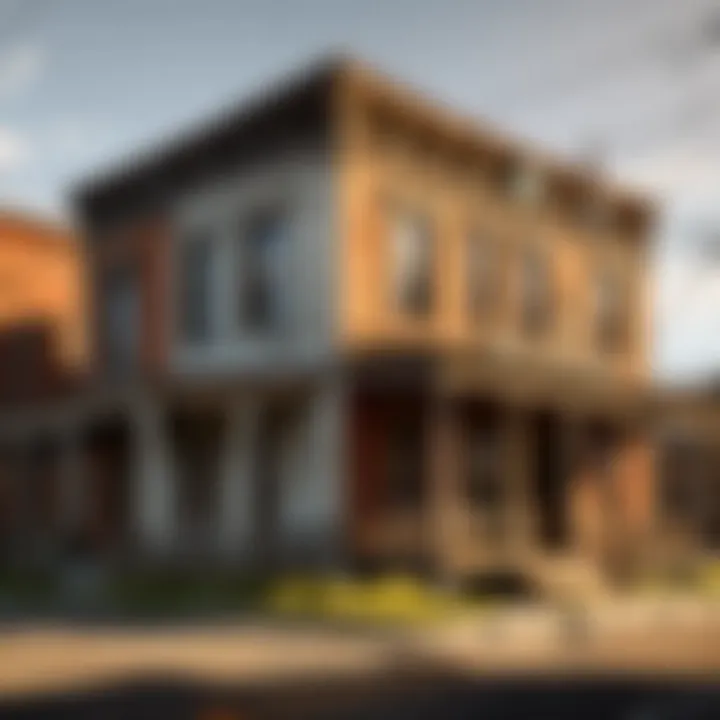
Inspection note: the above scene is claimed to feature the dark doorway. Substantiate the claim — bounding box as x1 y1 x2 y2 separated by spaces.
87 418 132 556
533 411 568 549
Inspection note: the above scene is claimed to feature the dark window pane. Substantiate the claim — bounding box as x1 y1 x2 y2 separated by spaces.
103 266 140 375
386 416 424 510
179 235 212 344
239 208 287 332
465 419 504 540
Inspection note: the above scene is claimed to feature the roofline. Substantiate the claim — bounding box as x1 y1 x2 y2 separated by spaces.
73 52 655 224
71 52 350 217
344 57 655 220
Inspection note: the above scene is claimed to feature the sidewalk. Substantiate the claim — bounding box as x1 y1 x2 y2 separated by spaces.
0 623 405 699
1 599 720 699
413 597 720 674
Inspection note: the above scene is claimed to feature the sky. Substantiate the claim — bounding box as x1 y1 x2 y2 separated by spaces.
1 0 720 382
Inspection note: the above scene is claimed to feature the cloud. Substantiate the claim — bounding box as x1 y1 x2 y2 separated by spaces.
0 42 45 101
614 144 720 207
0 127 30 171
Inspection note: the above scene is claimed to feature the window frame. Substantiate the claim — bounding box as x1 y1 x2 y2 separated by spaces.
467 227 504 324
386 201 435 321
520 242 554 340
594 264 629 355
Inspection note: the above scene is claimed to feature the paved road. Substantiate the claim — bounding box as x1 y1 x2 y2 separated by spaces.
0 674 719 719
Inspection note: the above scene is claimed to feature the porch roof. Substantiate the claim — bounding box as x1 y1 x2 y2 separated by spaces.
439 351 655 421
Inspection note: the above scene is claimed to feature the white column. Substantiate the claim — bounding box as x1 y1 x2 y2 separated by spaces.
132 398 175 557
282 379 346 565
218 398 259 561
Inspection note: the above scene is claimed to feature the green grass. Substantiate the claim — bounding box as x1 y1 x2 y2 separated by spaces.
106 571 269 617
0 570 58 611
264 574 491 626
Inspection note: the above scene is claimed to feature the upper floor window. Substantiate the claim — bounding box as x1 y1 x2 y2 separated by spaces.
102 265 140 375
389 206 433 318
238 207 288 334
521 246 553 338
595 269 628 353
468 232 502 322
178 233 213 345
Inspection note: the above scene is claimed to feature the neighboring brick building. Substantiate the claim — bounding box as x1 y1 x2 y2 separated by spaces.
0 58 701 591
0 210 86 557
0 211 86 394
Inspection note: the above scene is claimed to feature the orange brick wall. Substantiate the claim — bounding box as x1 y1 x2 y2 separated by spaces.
0 211 87 386
334 68 653 382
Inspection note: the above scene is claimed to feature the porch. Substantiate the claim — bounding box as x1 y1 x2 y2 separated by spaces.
348 387 656 590
0 376 344 572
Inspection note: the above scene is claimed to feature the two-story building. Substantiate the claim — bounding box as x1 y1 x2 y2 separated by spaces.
0 58 661 589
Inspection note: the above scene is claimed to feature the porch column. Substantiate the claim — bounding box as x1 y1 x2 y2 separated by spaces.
218 398 259 562
309 381 347 565
132 398 175 557
503 405 533 556
427 396 462 578
283 379 347 567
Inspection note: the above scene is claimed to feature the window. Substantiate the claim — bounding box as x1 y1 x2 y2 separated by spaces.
386 415 424 510
662 440 703 531
239 208 288 333
467 432 501 506
521 246 552 338
102 265 140 375
390 207 433 318
464 416 504 540
595 269 628 353
468 232 501 321
178 234 213 344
